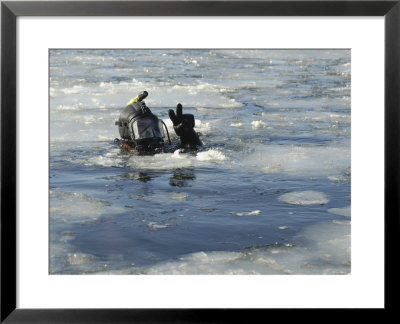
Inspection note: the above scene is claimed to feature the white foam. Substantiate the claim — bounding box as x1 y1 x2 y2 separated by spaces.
279 190 329 205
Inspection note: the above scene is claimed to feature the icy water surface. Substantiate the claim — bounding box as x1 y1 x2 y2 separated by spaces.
50 49 351 274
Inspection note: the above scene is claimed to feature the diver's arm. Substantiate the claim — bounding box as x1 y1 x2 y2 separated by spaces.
169 104 202 147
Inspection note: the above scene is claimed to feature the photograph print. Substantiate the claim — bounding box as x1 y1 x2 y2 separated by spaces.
49 49 351 275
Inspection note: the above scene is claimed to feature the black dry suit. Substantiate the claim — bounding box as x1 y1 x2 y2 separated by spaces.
116 91 169 151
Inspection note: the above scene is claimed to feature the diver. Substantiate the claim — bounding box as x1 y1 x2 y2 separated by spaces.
115 91 202 153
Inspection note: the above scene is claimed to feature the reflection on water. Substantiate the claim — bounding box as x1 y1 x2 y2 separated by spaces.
120 172 156 183
170 168 196 187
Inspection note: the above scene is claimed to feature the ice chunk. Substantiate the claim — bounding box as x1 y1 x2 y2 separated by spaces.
67 253 97 266
251 120 267 129
279 190 329 205
196 149 227 162
168 192 188 201
230 210 261 216
328 206 351 217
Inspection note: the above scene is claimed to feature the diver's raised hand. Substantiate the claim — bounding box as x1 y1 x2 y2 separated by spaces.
170 104 196 128
168 103 202 147
168 103 183 126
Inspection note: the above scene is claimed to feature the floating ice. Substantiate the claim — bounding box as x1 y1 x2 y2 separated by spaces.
251 120 267 129
53 103 86 111
140 220 350 275
279 190 329 205
128 150 193 170
85 154 122 168
194 119 211 132
230 210 261 216
67 253 97 266
169 192 188 201
332 220 351 225
128 149 227 171
328 175 348 182
50 190 124 224
142 80 243 109
196 149 227 162
144 251 245 275
59 231 76 243
162 118 210 136
253 144 350 178
184 251 243 263
328 206 351 217
148 222 169 230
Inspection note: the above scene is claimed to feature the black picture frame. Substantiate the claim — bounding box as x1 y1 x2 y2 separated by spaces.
1 0 399 322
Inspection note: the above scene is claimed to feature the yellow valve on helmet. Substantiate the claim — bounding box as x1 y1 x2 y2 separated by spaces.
127 91 148 105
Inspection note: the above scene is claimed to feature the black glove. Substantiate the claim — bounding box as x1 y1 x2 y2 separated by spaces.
169 104 202 147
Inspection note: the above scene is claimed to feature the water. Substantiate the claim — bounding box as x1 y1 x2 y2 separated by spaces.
49 49 351 275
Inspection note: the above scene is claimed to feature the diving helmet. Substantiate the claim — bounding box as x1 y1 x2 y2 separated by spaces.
116 91 170 150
